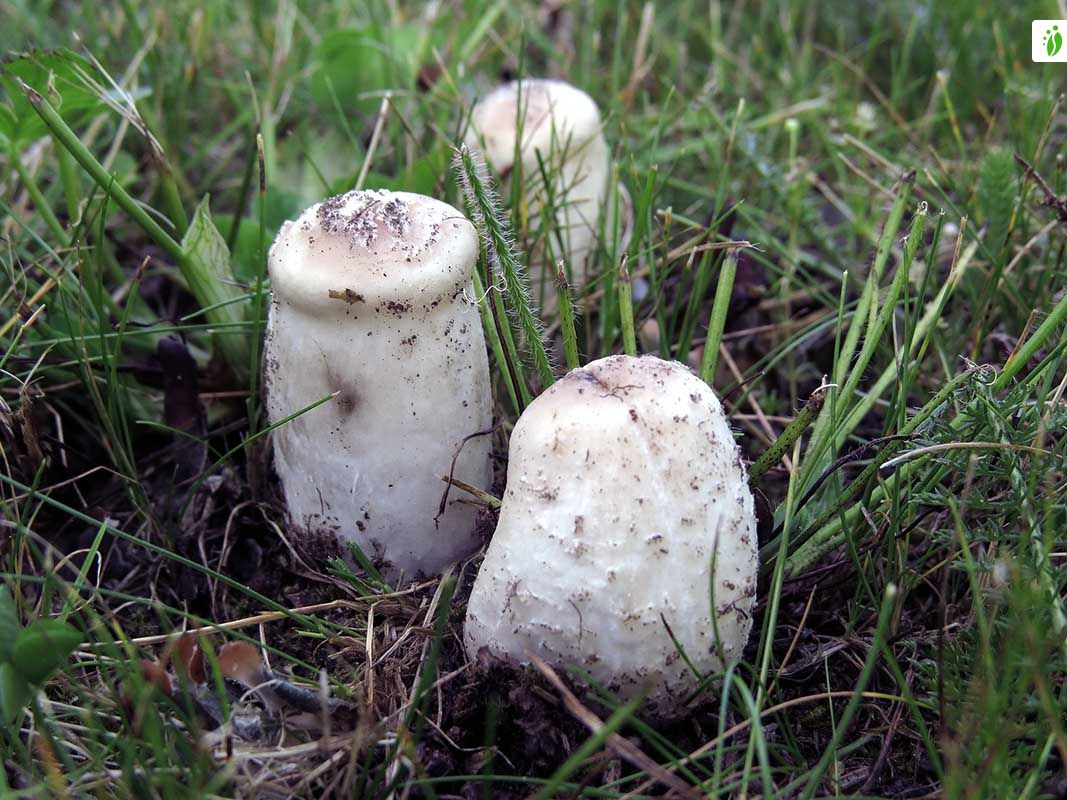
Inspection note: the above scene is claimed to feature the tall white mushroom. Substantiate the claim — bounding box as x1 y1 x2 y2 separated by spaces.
264 189 492 579
464 355 758 719
464 78 631 292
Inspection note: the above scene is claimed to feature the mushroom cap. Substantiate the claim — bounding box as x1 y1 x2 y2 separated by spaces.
465 79 604 174
268 189 478 314
464 355 759 719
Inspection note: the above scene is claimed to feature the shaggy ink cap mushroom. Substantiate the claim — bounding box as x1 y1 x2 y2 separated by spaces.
464 354 759 720
265 190 493 580
465 79 631 287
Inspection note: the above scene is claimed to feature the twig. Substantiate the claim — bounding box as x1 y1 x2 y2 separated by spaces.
122 593 427 646
435 424 499 524
528 654 702 800
626 688 928 797
879 441 1050 472
1014 152 1067 222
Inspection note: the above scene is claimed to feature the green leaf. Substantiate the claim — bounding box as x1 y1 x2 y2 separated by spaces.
0 587 21 663
231 216 278 282
180 196 251 379
0 663 31 724
310 25 420 114
357 149 445 194
259 186 310 231
0 49 105 147
405 145 449 196
12 619 82 685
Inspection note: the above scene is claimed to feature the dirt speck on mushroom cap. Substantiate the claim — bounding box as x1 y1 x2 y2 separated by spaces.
315 191 414 250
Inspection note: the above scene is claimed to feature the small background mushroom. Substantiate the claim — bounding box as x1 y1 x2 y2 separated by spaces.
464 78 632 298
465 355 758 719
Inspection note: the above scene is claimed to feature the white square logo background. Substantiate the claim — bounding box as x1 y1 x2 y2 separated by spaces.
1033 20 1067 62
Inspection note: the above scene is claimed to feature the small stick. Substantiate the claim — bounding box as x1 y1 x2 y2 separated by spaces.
435 424 499 525
1014 152 1067 221
529 654 702 800
121 593 427 646
354 93 392 191
438 475 501 509
0 279 57 339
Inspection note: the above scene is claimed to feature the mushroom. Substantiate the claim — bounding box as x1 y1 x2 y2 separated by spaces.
464 355 758 719
464 78 631 293
264 189 492 580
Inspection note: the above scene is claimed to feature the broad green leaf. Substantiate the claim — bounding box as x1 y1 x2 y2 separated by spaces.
259 187 309 232
180 196 251 379
405 145 449 196
11 619 81 685
360 145 449 196
310 25 420 115
0 49 105 146
0 663 31 724
231 216 278 282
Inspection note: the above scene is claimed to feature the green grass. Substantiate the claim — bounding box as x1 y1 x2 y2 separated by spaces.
1 0 1065 797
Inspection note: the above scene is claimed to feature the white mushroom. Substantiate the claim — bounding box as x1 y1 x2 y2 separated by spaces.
264 189 492 579
464 355 758 719
465 78 631 292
